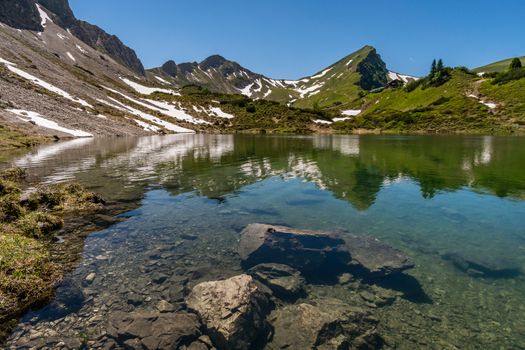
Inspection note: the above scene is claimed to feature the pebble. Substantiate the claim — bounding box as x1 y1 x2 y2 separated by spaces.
85 273 96 283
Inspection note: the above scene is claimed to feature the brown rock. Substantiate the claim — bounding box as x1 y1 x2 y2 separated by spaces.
345 234 414 276
186 274 271 350
108 311 201 349
266 298 382 350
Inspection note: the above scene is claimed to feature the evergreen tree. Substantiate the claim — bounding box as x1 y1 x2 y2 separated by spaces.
430 59 437 76
510 58 522 70
436 59 444 72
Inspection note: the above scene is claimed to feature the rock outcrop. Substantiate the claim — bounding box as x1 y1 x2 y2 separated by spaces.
0 0 42 31
0 0 145 75
248 263 305 298
266 298 383 349
107 311 202 349
344 234 414 276
186 274 271 350
239 223 351 274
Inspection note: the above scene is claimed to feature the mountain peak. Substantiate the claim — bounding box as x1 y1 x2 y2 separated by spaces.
200 55 228 70
161 60 178 77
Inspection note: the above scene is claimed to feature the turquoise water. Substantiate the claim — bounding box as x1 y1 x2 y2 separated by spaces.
3 134 525 349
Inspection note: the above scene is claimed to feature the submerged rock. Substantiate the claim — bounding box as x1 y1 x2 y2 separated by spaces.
186 274 271 350
344 234 414 276
107 311 201 349
248 263 305 298
441 252 521 278
266 298 382 349
238 223 351 274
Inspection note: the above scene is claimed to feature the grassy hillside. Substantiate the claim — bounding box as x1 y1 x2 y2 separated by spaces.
474 56 525 73
151 86 338 134
333 69 521 134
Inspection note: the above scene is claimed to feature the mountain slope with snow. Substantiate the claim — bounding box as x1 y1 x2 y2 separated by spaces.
148 46 418 109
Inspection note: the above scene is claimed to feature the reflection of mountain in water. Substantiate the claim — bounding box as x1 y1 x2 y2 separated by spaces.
4 135 525 210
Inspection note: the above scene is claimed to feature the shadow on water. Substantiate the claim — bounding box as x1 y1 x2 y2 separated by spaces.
441 253 523 279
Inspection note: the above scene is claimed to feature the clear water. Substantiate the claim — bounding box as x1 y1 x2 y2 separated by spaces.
2 134 525 349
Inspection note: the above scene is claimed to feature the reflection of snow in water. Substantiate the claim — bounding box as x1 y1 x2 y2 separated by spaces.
14 138 94 167
285 155 326 189
239 158 276 178
100 135 235 183
40 156 97 184
313 135 359 156
471 136 493 166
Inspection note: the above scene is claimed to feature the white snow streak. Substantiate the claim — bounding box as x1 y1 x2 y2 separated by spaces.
0 57 92 108
7 109 92 137
208 107 235 119
36 4 53 28
341 109 361 116
119 77 179 95
76 44 88 54
313 119 333 125
238 83 254 97
154 76 170 84
66 52 76 62
311 67 333 80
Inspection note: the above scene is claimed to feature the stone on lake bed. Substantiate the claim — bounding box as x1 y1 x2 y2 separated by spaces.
186 274 271 350
344 234 414 276
248 263 305 298
107 311 201 349
266 298 383 349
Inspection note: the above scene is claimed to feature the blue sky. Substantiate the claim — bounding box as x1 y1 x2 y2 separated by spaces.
69 0 525 79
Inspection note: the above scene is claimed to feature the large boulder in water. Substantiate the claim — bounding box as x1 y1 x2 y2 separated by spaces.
266 298 383 349
344 234 414 276
239 223 413 277
248 263 305 298
186 274 271 350
238 223 351 274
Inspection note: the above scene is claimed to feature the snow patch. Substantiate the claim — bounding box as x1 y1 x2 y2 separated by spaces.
119 77 179 95
66 52 76 62
482 101 497 109
346 59 353 66
311 67 333 80
154 76 170 84
144 99 211 125
388 71 418 83
333 117 352 122
341 109 361 116
7 109 92 137
295 82 324 98
76 44 88 54
56 33 68 40
313 119 333 125
238 83 254 97
98 98 194 133
0 57 92 108
36 4 53 28
208 107 235 119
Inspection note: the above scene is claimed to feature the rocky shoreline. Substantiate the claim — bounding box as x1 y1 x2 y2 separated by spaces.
6 222 421 349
